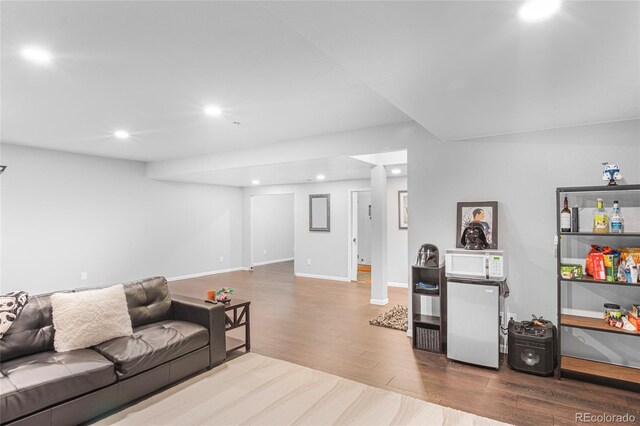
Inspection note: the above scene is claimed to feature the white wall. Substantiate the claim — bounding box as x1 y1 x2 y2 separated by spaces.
407 119 640 365
356 190 371 265
0 144 244 294
243 177 410 283
387 177 408 285
251 193 294 265
297 179 370 280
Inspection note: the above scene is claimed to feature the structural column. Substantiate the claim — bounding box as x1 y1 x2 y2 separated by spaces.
370 165 388 305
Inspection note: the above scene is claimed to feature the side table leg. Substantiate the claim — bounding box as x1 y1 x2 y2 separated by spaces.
246 306 251 352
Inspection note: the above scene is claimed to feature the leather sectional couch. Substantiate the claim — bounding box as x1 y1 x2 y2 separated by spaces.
0 277 226 425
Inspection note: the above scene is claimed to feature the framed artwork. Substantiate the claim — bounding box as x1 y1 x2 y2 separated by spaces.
456 201 498 249
309 194 330 231
398 190 408 229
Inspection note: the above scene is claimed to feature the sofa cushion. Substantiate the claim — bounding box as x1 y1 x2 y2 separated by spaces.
122 277 173 327
0 349 116 424
93 320 208 378
51 285 133 352
0 294 57 362
0 291 29 339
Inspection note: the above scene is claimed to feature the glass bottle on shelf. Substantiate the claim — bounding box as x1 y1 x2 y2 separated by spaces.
610 200 624 233
560 196 571 232
593 198 609 233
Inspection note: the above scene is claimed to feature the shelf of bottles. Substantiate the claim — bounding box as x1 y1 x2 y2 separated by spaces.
556 184 640 391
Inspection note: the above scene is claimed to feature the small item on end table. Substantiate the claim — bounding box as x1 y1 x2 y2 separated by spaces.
215 287 234 303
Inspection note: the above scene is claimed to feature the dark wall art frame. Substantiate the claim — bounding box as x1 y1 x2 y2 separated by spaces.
455 201 498 249
309 194 331 232
398 190 408 229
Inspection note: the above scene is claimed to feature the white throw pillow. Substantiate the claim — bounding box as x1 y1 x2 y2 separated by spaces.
51 284 133 352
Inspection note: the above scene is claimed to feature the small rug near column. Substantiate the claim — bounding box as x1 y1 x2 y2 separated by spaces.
369 305 408 331
96 353 507 425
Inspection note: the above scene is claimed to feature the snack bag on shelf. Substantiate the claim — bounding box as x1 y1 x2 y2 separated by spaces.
625 256 639 283
603 254 618 282
628 313 640 332
586 245 610 280
620 248 640 266
561 264 583 279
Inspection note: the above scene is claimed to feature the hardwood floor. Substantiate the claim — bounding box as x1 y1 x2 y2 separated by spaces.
169 262 640 426
357 269 371 285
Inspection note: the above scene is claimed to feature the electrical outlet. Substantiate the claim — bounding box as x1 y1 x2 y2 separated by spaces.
307 258 312 265
219 256 224 263
81 272 87 280
263 249 268 255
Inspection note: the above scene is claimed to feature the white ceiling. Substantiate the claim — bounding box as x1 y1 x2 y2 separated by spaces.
2 1 638 168
266 1 640 141
162 156 405 187
0 1 409 161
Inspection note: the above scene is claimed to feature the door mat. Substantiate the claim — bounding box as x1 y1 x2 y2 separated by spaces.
369 305 408 331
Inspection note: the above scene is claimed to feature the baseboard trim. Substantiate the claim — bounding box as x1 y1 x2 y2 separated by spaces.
388 282 408 288
168 267 249 282
370 298 389 305
294 273 350 282
252 257 294 267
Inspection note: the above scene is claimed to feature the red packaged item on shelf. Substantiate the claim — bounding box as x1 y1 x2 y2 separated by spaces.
586 245 610 280
628 313 640 332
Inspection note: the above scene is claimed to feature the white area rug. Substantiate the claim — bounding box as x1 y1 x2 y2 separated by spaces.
97 353 508 426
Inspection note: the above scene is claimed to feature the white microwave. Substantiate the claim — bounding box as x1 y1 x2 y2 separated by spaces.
445 249 506 280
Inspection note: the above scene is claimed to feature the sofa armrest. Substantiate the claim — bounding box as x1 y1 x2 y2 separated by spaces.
171 296 226 367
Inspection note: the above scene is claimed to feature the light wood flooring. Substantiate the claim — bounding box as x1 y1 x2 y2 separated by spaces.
98 353 505 425
170 262 640 426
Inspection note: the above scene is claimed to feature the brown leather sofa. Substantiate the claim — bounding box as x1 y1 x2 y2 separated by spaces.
0 277 226 426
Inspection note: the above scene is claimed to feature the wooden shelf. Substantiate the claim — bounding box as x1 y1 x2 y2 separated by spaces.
559 232 640 237
561 277 640 288
557 184 640 193
412 264 442 270
560 314 639 336
413 314 440 328
556 185 640 391
414 288 440 296
561 356 640 385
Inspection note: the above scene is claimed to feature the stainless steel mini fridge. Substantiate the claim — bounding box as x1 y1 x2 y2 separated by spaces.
446 278 502 369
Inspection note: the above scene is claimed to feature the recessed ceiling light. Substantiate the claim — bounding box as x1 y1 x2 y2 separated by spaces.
204 105 223 117
114 130 130 139
251 180 260 185
391 168 402 175
316 174 326 180
21 46 52 65
518 0 561 22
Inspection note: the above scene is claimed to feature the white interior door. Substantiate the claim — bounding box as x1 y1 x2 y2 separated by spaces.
350 191 358 281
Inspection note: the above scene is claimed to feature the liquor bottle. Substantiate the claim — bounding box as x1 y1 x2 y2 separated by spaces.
593 198 609 233
560 196 571 232
610 200 624 233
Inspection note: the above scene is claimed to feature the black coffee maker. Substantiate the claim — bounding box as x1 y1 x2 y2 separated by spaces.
416 244 439 267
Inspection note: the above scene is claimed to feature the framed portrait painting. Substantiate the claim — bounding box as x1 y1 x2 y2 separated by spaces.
398 190 408 229
456 201 498 249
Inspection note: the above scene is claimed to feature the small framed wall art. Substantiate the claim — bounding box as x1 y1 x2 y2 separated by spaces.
398 190 408 229
455 201 498 249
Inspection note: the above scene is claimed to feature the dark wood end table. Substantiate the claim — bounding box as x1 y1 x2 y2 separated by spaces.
223 299 251 356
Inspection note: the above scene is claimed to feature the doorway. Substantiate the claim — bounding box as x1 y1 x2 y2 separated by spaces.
349 190 372 285
250 193 295 270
